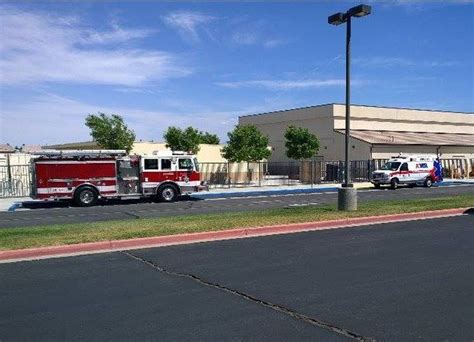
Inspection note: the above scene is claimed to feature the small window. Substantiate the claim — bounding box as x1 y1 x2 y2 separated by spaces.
144 159 158 170
161 159 172 170
400 163 408 171
178 158 193 170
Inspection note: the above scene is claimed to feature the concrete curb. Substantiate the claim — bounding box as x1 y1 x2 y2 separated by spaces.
0 207 470 263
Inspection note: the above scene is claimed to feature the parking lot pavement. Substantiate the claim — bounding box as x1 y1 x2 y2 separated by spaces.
1 215 473 340
0 252 344 341
128 215 474 341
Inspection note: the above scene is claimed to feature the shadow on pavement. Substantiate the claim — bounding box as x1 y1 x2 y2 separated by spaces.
20 195 202 210
463 208 474 215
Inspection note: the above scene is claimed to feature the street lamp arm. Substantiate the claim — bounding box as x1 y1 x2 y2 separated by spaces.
328 12 346 25
328 4 372 24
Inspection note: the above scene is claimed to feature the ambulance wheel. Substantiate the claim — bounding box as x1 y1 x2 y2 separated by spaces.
158 184 178 202
74 186 98 207
390 179 399 190
424 177 433 188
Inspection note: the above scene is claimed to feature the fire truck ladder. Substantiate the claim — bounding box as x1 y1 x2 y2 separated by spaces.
37 150 127 158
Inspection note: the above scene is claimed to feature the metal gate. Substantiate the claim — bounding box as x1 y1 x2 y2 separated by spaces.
0 164 31 198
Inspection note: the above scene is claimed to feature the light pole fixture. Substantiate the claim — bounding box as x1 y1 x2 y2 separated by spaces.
328 4 372 211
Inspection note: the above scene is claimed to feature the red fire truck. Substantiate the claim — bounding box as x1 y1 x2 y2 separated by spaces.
31 150 208 206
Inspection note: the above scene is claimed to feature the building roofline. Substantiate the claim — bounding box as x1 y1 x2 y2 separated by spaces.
332 103 474 115
238 103 335 119
239 103 473 119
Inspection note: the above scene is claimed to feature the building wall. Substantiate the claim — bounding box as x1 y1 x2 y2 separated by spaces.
132 142 226 163
333 104 474 134
239 104 372 162
371 145 474 160
240 104 474 162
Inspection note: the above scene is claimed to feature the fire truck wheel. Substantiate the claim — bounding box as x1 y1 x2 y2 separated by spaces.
74 187 98 207
424 177 433 188
390 178 399 190
158 184 178 202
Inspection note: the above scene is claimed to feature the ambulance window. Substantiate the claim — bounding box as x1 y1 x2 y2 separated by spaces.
400 163 408 171
381 162 401 171
161 159 172 170
144 159 158 170
178 158 193 170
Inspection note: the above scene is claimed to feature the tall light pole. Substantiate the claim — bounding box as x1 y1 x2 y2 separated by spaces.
328 4 372 211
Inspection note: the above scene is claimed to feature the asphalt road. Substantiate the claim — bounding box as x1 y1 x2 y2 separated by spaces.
0 184 473 228
1 215 473 341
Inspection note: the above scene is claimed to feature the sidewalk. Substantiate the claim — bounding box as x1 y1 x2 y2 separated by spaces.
0 197 31 212
193 178 474 199
193 182 369 199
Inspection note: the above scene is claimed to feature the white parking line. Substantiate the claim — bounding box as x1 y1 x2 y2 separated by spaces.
287 202 319 207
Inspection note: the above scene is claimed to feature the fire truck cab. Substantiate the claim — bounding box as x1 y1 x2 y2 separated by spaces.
31 150 208 206
371 154 443 190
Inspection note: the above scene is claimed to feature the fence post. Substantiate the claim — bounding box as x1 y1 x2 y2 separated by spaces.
6 153 12 183
227 162 231 188
259 162 262 187
367 159 371 181
288 162 291 186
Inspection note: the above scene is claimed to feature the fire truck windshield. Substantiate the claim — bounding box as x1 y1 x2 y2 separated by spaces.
381 162 401 171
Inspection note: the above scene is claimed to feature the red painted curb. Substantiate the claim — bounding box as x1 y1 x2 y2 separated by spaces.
0 208 470 263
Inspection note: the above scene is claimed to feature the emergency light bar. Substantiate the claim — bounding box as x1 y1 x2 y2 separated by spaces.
152 150 191 156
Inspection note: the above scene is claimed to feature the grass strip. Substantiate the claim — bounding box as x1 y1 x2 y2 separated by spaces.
1 194 472 251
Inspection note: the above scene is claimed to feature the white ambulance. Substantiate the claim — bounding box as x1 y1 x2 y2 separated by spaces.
371 154 443 190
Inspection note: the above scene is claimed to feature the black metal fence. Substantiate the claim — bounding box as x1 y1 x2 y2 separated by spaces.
200 158 473 189
200 160 390 188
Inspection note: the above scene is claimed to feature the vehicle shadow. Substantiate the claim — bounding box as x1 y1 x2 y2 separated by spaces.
463 208 474 215
20 195 203 210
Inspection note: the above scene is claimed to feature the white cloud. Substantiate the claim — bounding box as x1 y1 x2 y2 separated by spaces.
231 31 259 46
263 39 284 48
162 11 216 43
0 6 190 86
0 93 239 145
353 57 463 68
80 24 154 45
230 19 284 48
216 79 355 90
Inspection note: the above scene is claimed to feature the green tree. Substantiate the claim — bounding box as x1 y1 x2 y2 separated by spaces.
163 126 201 154
85 113 135 153
222 125 271 162
284 125 320 160
199 131 220 145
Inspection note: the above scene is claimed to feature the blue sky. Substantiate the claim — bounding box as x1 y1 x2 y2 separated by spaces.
0 1 473 146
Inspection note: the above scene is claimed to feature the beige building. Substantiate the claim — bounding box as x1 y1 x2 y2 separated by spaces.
239 104 474 163
43 141 226 163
